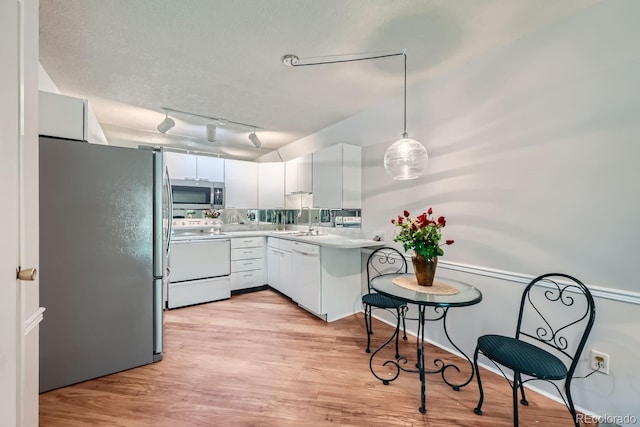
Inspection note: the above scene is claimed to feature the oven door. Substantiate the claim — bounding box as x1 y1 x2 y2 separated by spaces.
169 239 230 282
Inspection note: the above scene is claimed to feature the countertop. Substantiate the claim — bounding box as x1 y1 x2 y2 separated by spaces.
173 229 384 249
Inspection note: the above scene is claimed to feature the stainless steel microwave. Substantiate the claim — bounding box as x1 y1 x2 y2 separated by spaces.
170 179 224 210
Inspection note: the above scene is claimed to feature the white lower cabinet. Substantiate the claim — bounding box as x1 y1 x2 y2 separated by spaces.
267 237 292 296
267 238 362 322
267 246 281 291
230 236 266 291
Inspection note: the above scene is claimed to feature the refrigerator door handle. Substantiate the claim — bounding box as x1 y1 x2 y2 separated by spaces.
165 165 173 254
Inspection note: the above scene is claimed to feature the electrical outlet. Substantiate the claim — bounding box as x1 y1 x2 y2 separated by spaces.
590 350 610 375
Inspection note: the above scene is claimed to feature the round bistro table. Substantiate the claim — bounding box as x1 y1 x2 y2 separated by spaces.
369 273 483 413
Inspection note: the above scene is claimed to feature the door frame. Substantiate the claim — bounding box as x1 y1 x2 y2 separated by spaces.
1 0 41 426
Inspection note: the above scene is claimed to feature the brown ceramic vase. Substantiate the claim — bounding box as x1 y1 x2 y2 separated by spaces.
411 253 437 286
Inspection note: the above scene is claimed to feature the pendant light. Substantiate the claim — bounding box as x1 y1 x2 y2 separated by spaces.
282 49 428 180
383 53 428 180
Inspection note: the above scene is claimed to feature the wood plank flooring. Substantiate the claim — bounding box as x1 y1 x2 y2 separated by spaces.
40 289 591 426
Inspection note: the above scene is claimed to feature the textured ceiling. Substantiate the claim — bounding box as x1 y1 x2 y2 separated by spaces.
39 0 597 161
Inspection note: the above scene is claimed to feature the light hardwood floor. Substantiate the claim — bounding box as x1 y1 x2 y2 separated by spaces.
40 289 590 426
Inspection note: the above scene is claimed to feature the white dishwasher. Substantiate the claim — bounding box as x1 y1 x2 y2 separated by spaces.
291 241 321 316
169 219 231 309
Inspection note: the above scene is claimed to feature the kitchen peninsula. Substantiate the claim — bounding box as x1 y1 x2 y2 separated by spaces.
171 225 382 322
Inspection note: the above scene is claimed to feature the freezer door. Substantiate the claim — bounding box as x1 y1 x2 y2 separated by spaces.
39 138 155 392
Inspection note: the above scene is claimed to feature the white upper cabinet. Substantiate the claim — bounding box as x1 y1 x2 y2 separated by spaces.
164 152 197 180
224 159 258 209
285 153 313 194
165 152 224 181
298 154 313 193
285 159 297 194
312 144 361 208
39 91 109 145
258 162 285 209
196 156 224 182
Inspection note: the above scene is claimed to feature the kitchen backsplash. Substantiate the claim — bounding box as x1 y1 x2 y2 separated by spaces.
172 208 361 229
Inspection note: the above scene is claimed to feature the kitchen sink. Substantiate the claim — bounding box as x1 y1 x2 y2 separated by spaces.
270 230 330 237
284 231 329 237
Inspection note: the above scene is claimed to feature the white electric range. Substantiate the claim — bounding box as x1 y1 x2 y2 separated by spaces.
167 218 231 309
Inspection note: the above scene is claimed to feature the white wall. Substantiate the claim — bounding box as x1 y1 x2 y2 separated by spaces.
299 0 640 421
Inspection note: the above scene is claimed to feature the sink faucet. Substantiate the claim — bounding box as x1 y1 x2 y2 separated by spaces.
301 207 313 233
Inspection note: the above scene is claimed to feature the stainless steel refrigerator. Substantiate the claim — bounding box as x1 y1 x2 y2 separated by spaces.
39 137 170 393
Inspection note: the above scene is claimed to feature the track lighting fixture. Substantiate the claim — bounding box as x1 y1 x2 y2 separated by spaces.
248 132 262 148
159 107 263 148
157 112 175 134
282 49 428 180
206 124 217 142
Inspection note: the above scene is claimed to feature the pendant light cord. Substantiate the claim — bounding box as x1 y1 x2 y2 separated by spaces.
286 49 408 139
287 52 404 67
403 52 407 139
282 47 426 179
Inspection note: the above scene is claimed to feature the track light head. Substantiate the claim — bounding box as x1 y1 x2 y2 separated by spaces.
248 132 262 148
206 124 217 142
157 115 175 134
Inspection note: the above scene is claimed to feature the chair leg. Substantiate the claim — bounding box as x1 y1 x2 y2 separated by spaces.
518 373 528 406
394 307 402 359
473 346 484 416
512 371 521 427
401 306 408 341
364 304 372 353
565 379 580 427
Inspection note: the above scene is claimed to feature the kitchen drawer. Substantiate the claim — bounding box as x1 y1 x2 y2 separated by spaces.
231 247 263 261
230 269 264 291
167 276 230 309
267 237 293 251
231 236 264 249
231 258 264 273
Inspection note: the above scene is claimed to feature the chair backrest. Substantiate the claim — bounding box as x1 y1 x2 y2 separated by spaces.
366 247 408 292
515 273 596 378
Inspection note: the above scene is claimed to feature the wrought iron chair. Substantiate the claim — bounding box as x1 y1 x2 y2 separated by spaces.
473 273 596 427
363 247 408 358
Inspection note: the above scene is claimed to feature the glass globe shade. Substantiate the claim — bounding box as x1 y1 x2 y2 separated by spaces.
383 137 428 180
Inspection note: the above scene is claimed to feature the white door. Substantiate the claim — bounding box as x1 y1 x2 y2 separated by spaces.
1 1 40 426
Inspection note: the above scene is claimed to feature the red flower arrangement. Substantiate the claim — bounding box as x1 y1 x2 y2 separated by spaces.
391 208 454 260
204 209 221 219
